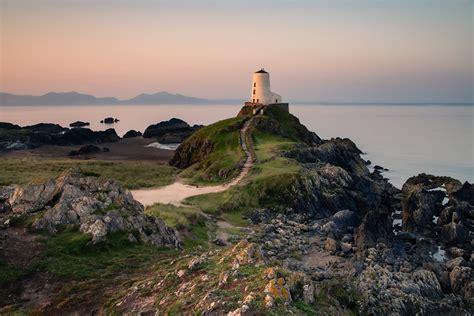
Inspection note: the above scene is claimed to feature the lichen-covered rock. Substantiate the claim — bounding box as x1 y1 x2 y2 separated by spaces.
188 254 208 270
357 265 468 315
231 240 264 266
2 170 181 248
262 269 307 308
450 266 473 294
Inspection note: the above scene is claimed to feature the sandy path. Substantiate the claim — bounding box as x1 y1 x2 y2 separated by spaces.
132 118 255 207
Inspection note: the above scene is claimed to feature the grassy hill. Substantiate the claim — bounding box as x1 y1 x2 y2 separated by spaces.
169 105 323 223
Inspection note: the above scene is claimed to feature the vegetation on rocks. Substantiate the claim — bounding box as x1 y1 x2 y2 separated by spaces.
170 116 246 184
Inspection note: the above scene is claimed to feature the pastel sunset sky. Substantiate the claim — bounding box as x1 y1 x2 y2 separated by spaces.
1 0 472 102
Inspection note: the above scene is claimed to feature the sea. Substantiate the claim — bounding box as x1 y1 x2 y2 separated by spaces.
1 103 472 188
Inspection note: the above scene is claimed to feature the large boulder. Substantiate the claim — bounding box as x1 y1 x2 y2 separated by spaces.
2 170 181 248
401 174 472 249
68 144 102 156
143 118 201 144
59 128 120 145
401 174 462 235
123 130 142 138
102 117 118 124
143 118 191 138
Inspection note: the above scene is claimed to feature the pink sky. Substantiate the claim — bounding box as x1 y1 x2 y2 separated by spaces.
1 0 472 102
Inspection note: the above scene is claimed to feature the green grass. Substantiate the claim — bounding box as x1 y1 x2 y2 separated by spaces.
144 203 209 250
0 157 177 189
37 226 177 280
183 170 298 226
0 261 25 286
181 126 301 226
178 117 246 184
182 221 208 249
252 131 296 162
145 203 202 229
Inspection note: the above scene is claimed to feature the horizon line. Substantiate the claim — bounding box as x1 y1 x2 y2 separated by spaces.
1 91 473 106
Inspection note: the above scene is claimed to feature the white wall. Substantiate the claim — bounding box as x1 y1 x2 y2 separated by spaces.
250 71 282 105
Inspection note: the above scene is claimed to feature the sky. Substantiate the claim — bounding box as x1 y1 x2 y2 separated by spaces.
1 0 473 103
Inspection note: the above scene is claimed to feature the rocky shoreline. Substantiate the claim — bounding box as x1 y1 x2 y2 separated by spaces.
0 118 202 153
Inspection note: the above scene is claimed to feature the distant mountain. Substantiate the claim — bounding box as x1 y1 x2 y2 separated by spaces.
122 92 211 104
0 91 243 106
0 92 119 106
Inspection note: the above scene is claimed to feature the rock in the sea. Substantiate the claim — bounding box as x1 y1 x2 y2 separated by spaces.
102 117 114 124
2 170 181 248
143 118 190 138
69 121 90 127
123 130 142 138
143 118 201 143
0 122 120 147
401 174 462 235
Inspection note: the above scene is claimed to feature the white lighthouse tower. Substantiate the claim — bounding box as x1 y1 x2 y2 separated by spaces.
250 69 282 105
244 68 289 114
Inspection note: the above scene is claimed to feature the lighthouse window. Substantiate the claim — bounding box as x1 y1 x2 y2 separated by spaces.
253 82 256 87
253 90 255 95
275 99 278 103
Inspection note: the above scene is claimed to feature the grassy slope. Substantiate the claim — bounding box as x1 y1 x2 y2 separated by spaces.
0 158 177 189
183 108 305 225
178 116 246 184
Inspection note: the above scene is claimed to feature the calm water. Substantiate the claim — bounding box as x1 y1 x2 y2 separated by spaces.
1 104 472 188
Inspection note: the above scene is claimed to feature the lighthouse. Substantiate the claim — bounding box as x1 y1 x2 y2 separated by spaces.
250 69 282 105
244 68 289 114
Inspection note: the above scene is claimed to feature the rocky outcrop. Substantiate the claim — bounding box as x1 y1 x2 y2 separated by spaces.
143 118 201 144
401 174 472 250
254 106 322 146
69 121 90 127
68 144 102 156
123 130 142 138
1 171 180 248
0 122 21 129
170 118 242 169
278 137 399 225
0 122 120 150
59 128 120 145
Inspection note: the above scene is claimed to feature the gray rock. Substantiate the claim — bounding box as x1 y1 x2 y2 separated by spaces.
4 170 181 248
450 266 472 294
302 283 315 304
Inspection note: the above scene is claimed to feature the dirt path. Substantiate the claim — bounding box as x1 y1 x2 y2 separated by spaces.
132 117 255 207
